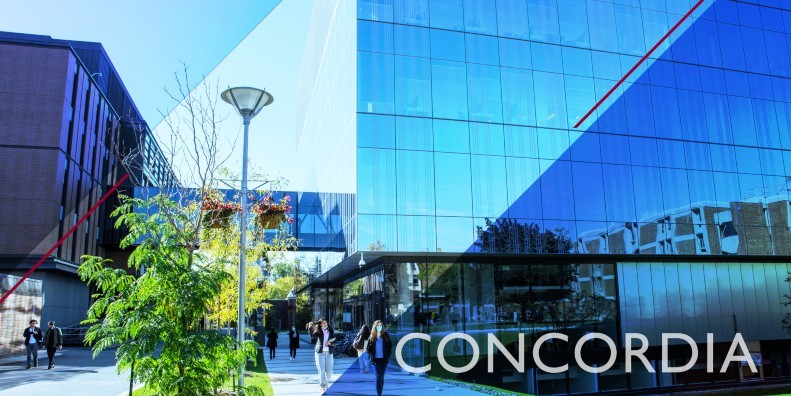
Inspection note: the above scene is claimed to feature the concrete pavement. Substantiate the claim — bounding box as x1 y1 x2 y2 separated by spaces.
264 332 487 396
0 347 134 396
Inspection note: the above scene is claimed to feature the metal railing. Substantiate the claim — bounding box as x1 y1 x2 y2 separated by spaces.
60 323 89 345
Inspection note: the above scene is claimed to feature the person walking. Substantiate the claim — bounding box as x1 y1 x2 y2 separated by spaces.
354 324 371 374
309 318 335 393
367 320 392 396
266 328 278 360
288 325 300 360
22 319 42 369
41 321 63 369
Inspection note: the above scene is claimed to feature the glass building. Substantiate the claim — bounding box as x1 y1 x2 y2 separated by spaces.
295 0 791 393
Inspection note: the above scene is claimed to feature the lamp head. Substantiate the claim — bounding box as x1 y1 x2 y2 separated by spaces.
221 86 273 120
359 252 366 269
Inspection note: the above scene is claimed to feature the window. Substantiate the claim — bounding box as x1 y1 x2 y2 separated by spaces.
394 56 432 116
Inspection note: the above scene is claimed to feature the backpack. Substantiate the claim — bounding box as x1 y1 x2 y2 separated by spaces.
353 333 365 350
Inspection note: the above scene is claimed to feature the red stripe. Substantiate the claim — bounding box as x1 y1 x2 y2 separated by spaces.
573 0 705 129
0 173 130 305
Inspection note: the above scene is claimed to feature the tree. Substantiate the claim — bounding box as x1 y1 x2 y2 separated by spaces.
80 195 260 396
79 66 288 395
474 218 573 254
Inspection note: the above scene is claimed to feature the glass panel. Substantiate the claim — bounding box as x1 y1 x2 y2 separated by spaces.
540 160 575 220
572 162 607 221
394 56 432 117
358 113 395 149
465 33 499 65
358 52 395 114
463 0 497 34
394 0 429 26
397 150 435 215
429 0 463 30
358 148 396 214
358 214 397 251
469 122 504 156
358 21 394 53
434 119 469 153
431 60 468 119
501 68 537 126
558 0 590 47
398 215 437 251
394 25 430 58
358 0 394 22
533 71 568 129
471 155 508 218
528 0 560 43
506 157 542 219
430 29 465 61
435 152 472 217
466 64 503 123
396 116 433 151
436 216 475 252
496 0 529 39
504 126 539 158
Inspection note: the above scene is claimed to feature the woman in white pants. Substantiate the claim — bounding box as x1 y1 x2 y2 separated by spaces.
309 318 335 393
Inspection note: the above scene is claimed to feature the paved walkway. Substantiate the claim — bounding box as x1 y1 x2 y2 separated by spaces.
0 347 133 396
264 333 486 396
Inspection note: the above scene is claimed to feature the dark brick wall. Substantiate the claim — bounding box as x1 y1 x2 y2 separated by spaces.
0 42 118 262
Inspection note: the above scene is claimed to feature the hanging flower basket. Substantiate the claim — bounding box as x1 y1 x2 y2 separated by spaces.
252 195 293 231
201 197 240 229
203 209 234 229
255 212 286 229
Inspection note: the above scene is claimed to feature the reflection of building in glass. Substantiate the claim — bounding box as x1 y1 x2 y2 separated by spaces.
579 196 791 256
295 1 791 394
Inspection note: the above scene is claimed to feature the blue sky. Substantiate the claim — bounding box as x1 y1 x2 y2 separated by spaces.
2 0 315 188
1 0 281 125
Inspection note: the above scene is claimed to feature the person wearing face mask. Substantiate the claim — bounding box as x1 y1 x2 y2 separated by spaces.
288 325 300 360
366 320 392 396
309 318 335 393
22 319 42 369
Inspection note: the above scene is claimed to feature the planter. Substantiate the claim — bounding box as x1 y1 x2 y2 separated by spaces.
255 212 285 229
203 210 233 229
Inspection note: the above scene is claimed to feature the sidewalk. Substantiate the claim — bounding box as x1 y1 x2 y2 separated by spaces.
0 347 132 396
264 332 486 396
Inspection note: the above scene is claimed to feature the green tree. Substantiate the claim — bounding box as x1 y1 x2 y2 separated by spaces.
79 194 261 396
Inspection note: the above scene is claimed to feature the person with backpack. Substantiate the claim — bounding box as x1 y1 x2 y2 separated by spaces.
354 324 371 374
366 320 392 396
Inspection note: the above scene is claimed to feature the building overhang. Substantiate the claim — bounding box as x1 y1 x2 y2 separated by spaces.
0 255 81 275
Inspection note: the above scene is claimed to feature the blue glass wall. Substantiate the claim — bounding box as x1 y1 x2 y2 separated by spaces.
356 0 791 256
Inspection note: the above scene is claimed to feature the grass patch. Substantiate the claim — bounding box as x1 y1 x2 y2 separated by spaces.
245 353 274 395
128 356 273 396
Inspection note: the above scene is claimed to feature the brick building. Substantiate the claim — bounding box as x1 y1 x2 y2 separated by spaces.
0 32 176 350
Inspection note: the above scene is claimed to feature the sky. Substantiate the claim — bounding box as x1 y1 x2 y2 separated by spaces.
1 0 314 189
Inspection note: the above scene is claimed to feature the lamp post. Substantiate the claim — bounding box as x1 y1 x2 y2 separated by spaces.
221 86 273 389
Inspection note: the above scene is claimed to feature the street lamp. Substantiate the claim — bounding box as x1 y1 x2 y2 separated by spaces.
221 86 273 389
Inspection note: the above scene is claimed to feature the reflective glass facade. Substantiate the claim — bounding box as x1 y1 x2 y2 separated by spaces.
356 0 791 257
297 0 791 394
